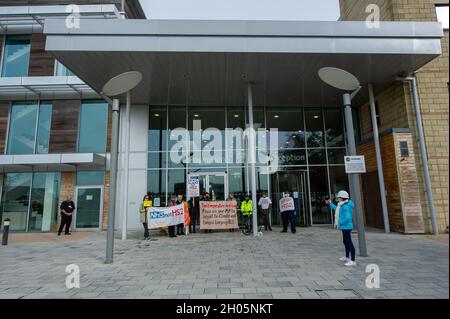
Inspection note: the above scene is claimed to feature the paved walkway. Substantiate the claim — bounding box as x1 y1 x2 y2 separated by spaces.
0 227 448 299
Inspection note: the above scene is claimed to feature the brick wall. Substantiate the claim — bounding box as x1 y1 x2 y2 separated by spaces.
56 172 76 231
341 0 449 233
357 131 425 233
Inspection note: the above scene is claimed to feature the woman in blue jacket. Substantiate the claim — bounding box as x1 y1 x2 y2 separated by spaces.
326 190 356 266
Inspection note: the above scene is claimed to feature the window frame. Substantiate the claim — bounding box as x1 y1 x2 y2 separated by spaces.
6 101 53 155
1 34 31 78
77 100 109 153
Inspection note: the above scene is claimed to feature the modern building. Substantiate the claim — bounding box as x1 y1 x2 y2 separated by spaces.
0 0 447 235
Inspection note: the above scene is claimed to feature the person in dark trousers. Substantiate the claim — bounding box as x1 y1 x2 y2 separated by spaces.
258 192 272 231
280 192 296 234
325 190 356 267
201 192 213 233
176 194 186 235
227 192 238 232
139 194 151 240
58 195 75 236
188 197 198 233
168 195 177 238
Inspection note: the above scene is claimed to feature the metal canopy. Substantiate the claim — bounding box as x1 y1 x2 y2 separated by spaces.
0 5 120 34
0 153 106 173
0 76 99 100
43 19 443 107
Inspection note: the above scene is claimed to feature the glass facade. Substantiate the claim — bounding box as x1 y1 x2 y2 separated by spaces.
7 101 52 155
0 172 61 232
78 100 108 153
147 105 348 225
54 60 74 76
1 35 31 77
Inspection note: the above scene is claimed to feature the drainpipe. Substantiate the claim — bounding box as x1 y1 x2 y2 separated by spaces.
120 0 126 19
396 75 438 235
368 84 390 233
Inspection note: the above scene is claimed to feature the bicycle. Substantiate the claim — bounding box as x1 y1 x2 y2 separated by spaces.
240 214 263 236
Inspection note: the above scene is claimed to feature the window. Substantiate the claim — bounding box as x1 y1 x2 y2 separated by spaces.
54 60 74 76
7 101 52 155
436 4 449 30
399 141 410 157
0 172 60 232
76 171 105 185
1 35 31 77
78 100 108 153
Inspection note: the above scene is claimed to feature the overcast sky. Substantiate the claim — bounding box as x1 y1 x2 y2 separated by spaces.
139 0 341 21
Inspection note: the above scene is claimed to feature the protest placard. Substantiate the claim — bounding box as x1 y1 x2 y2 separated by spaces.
200 201 238 230
279 197 295 212
147 204 185 228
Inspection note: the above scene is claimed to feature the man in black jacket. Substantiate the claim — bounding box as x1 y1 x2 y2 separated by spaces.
58 195 75 236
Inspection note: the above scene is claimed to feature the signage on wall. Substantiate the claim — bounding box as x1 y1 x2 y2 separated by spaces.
344 156 366 173
187 178 200 198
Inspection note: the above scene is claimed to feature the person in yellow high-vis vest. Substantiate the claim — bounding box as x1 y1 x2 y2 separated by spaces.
240 194 253 224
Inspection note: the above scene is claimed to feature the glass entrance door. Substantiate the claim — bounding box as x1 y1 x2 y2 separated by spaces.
75 187 103 229
188 173 227 200
270 170 309 226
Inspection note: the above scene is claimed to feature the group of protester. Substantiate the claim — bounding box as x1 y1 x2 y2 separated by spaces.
57 188 357 267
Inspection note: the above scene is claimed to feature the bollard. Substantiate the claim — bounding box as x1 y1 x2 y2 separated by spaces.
2 218 10 246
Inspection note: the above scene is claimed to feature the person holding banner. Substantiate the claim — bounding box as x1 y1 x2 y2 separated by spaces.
188 197 198 233
176 194 187 236
202 192 213 233
168 195 178 238
139 195 152 240
280 192 296 234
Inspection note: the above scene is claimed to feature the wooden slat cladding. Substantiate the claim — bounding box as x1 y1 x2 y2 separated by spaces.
49 100 80 153
356 131 425 234
106 106 112 152
0 101 10 154
28 33 55 77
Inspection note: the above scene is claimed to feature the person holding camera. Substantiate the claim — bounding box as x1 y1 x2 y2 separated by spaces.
325 190 356 267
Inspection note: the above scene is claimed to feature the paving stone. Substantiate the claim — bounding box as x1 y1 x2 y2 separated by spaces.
0 228 447 299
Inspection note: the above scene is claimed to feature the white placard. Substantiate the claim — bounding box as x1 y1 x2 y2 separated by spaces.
153 198 161 207
345 156 366 173
187 178 200 197
86 195 93 200
279 197 295 213
147 204 185 228
293 192 299 199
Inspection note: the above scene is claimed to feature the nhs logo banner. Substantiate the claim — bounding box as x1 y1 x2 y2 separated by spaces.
148 204 185 228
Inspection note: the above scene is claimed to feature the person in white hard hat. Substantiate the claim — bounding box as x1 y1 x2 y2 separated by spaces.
325 190 356 266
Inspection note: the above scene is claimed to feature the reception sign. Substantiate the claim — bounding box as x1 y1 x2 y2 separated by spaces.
279 197 295 212
200 201 238 230
148 204 185 228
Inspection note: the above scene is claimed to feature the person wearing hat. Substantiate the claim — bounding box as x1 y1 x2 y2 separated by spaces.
325 190 356 266
201 192 212 233
240 194 253 226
